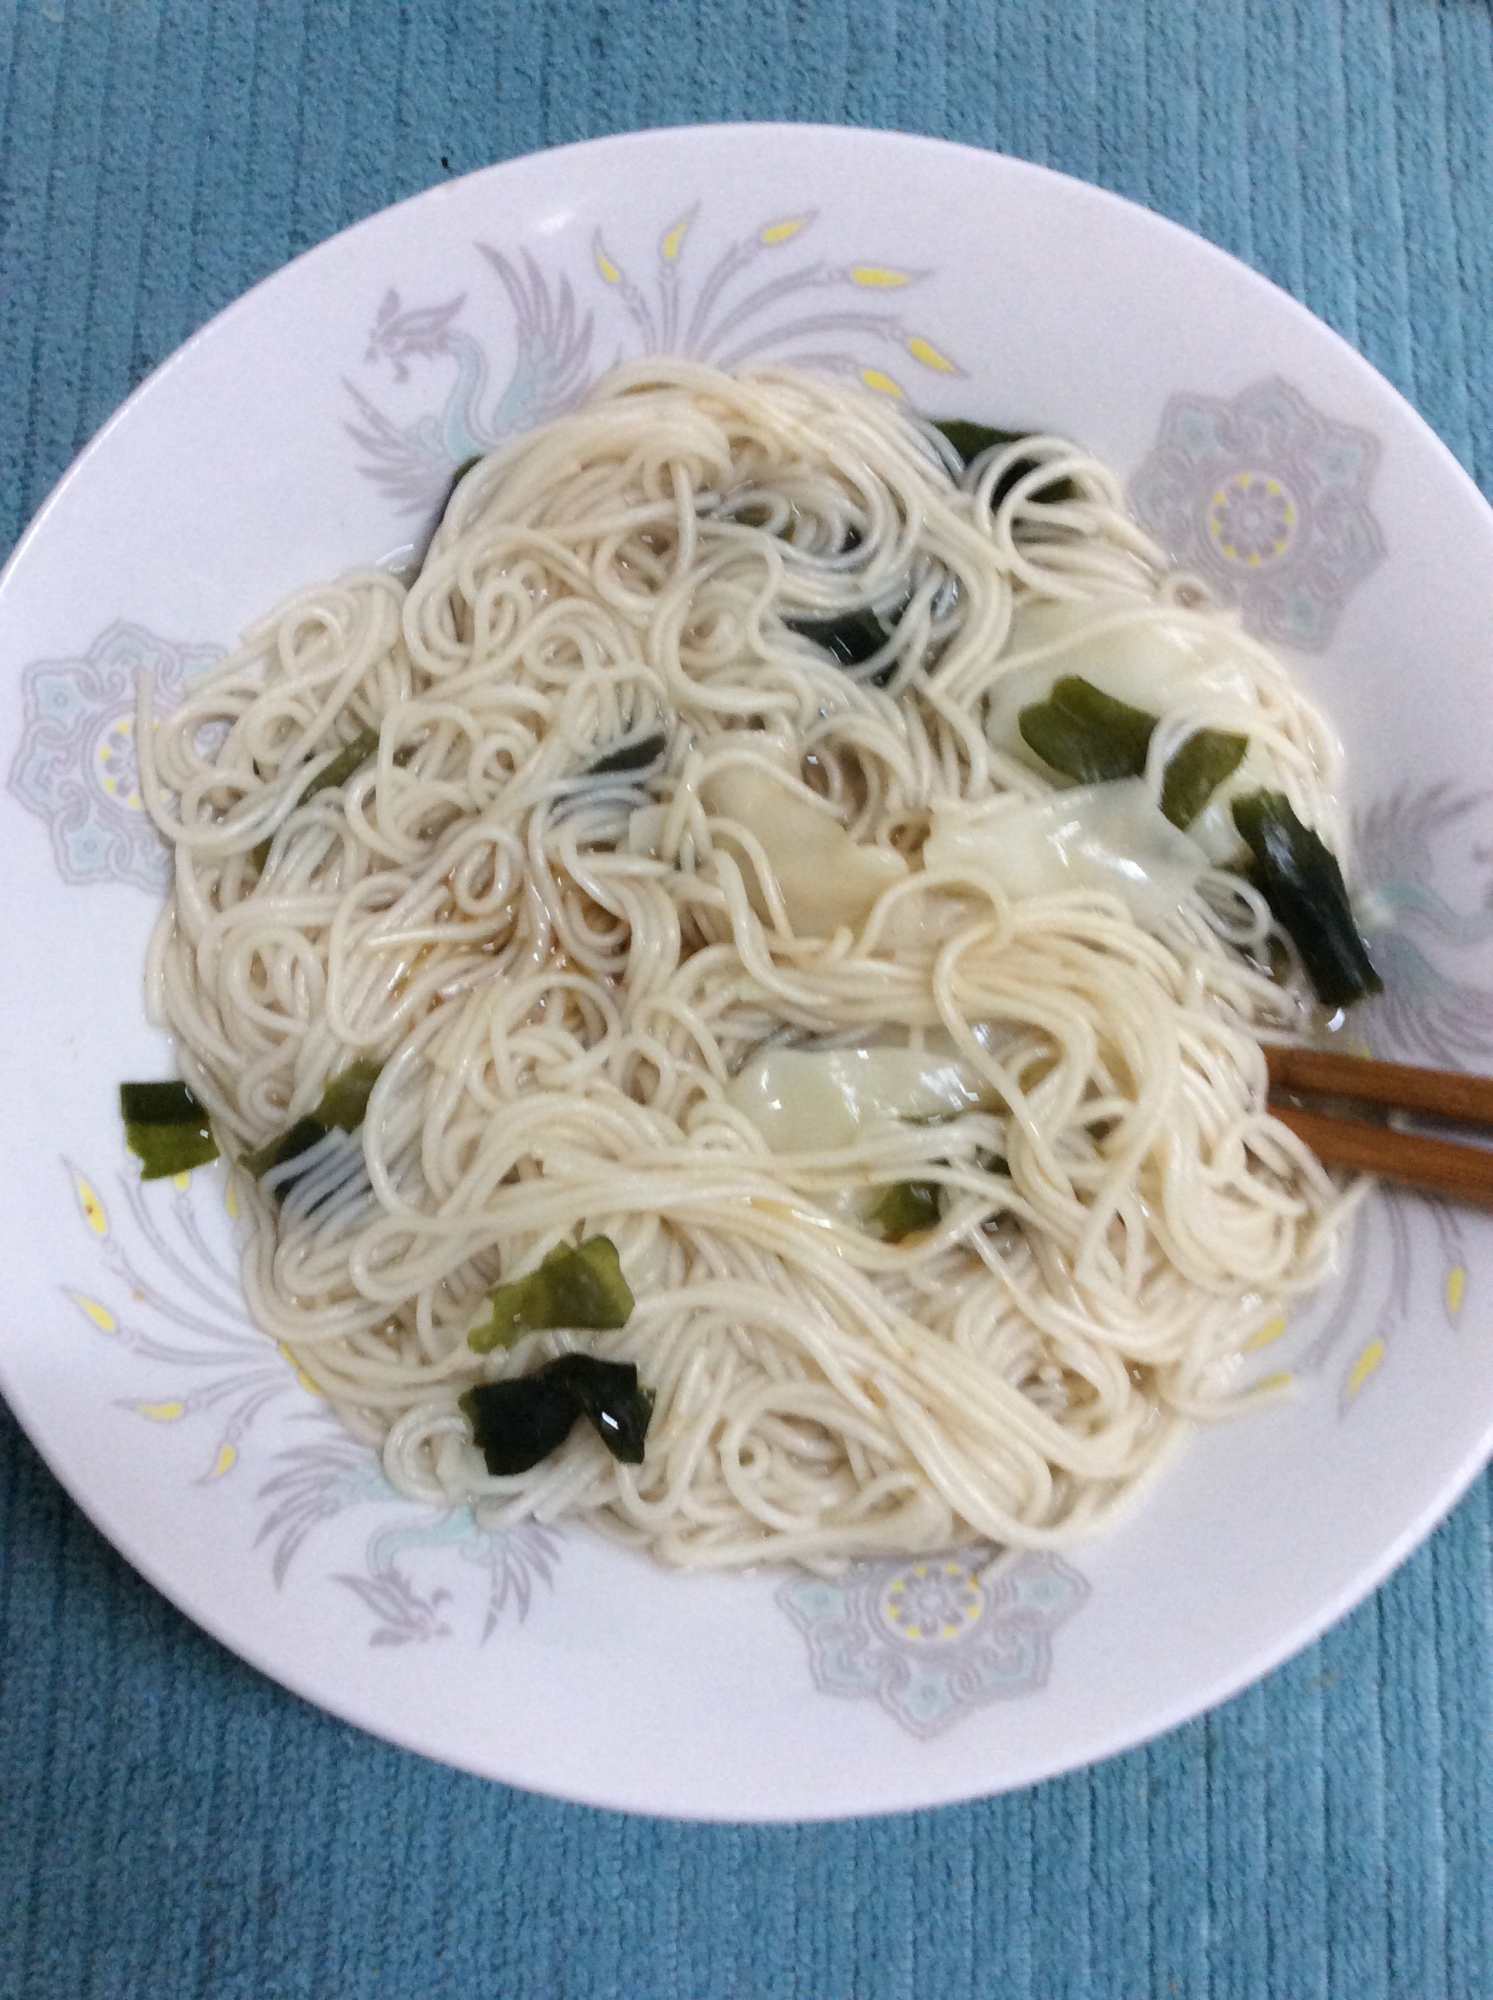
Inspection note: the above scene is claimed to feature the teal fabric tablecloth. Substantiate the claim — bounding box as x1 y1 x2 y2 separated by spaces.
2 4 1491 1994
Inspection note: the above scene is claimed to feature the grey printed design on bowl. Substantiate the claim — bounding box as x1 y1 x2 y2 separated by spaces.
1289 1182 1469 1411
260 1427 562 1646
586 204 962 386
7 622 222 890
60 1154 563 1646
345 253 597 517
778 1546 1088 1737
1356 785 1493 1072
344 204 965 520
1129 378 1385 651
1266 782 1493 1406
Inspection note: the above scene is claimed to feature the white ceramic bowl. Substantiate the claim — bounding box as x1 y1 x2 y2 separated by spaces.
3 124 1492 1821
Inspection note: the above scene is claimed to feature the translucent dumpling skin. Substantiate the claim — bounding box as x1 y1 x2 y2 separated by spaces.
924 779 1210 931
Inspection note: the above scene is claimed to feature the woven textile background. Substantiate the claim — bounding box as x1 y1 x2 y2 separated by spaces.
1 3 1491 1995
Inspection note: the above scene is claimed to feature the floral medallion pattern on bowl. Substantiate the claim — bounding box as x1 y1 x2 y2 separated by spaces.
6 621 221 890
1129 377 1385 651
777 1546 1089 1737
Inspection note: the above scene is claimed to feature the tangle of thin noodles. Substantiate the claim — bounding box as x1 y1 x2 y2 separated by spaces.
137 361 1363 1571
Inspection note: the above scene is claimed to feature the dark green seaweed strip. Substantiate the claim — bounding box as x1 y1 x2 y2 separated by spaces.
932 418 1080 506
871 1180 943 1242
301 727 380 800
240 1115 326 1182
1159 728 1249 828
124 1123 219 1179
544 1354 654 1465
783 605 902 690
446 454 482 499
1020 677 1249 826
932 420 1027 466
589 731 668 776
252 727 380 873
459 1374 578 1476
468 1236 635 1354
120 1080 209 1126
1020 700 1142 784
314 1058 382 1131
1019 675 1158 784
240 1060 384 1185
783 606 893 669
120 1082 220 1180
460 1352 654 1474
1231 790 1382 1008
125 1124 220 1180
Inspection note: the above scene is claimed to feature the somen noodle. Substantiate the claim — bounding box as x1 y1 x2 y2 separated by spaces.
136 360 1367 1570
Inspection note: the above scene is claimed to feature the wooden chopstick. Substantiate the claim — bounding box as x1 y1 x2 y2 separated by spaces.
1264 1043 1493 1124
1263 1043 1493 1205
1267 1099 1493 1205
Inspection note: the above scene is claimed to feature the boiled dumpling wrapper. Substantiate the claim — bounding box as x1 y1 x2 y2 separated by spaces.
923 778 1210 933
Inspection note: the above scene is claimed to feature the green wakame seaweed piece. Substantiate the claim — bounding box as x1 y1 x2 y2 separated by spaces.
459 1374 578 1476
871 1180 943 1242
240 1060 383 1183
543 1354 654 1465
313 1058 382 1131
589 731 669 776
1018 679 1248 829
932 419 1080 506
252 728 380 873
301 727 380 801
120 1081 207 1126
468 1236 635 1354
459 1353 654 1474
932 419 1027 465
1158 728 1249 828
782 605 899 687
1018 675 1158 785
1231 790 1383 1009
119 1080 220 1180
240 1115 326 1182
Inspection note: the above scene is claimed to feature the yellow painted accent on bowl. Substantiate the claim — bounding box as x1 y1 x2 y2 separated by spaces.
660 214 691 262
173 1170 191 1191
1447 1265 1466 1317
1346 1338 1385 1399
208 1441 237 1480
759 215 809 245
849 264 910 288
72 1294 116 1333
1244 1315 1288 1350
224 1178 238 1221
1254 1371 1292 1394
278 1341 324 1397
136 1400 185 1422
860 368 903 398
594 243 622 284
72 1169 108 1237
906 334 957 373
